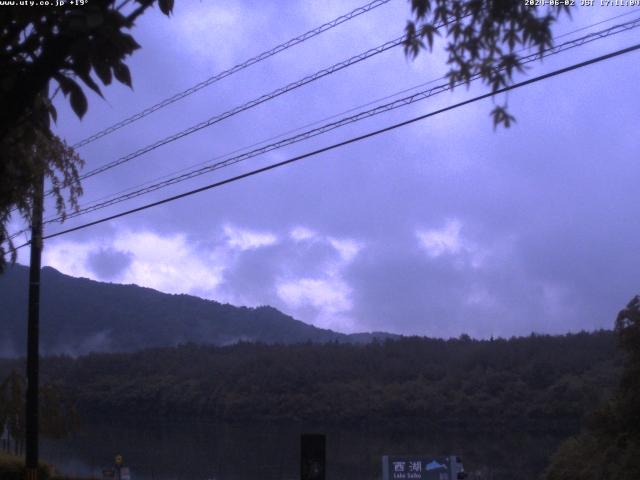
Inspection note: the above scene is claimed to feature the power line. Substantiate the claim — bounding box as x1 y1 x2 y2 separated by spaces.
7 16 639 242
63 11 640 216
70 10 632 183
28 17 640 230
7 42 635 252
78 14 459 181
7 9 632 227
16 8 632 219
3 26 409 242
553 9 639 41
8 15 639 242
78 34 407 181
71 0 395 149
50 76 449 218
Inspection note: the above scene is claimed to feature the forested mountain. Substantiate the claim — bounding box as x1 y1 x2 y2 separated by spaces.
0 265 624 432
0 264 395 356
0 331 620 429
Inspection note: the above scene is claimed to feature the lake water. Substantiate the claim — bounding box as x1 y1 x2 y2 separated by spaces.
41 419 569 480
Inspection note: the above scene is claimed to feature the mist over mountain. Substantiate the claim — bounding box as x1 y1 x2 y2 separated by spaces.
0 264 396 356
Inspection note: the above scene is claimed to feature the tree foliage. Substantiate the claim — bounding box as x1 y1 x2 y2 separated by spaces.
0 112 83 270
0 0 174 271
0 371 25 455
0 0 174 131
404 0 570 127
0 331 618 430
0 371 78 456
545 296 640 480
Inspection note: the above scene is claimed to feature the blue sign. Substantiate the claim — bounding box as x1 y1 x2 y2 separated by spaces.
382 455 466 480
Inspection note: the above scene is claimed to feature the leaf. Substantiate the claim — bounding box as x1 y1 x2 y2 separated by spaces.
77 71 104 98
47 101 57 124
490 104 516 130
420 23 439 50
54 73 89 118
93 59 112 86
113 62 132 88
65 80 88 119
114 33 141 55
403 22 424 59
158 0 174 16
411 0 430 19
54 73 75 96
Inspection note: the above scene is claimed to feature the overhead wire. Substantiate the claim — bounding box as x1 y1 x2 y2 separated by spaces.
7 15 640 242
25 17 640 229
71 0 395 149
552 9 639 41
61 9 640 217
7 41 638 253
23 8 624 210
75 12 476 182
4 0 397 221
6 12 639 242
39 79 443 218
65 9 637 183
73 11 640 211
77 34 407 181
49 76 450 216
5 14 454 239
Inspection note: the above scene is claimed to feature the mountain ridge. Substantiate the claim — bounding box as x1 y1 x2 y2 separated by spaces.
0 264 398 356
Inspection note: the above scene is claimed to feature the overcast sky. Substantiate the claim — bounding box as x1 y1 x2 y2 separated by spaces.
10 0 640 338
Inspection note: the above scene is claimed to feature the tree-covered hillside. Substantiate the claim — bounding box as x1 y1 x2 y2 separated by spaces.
0 264 395 356
0 332 619 429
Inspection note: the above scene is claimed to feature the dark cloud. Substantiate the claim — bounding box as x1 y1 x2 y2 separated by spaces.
86 248 133 281
347 238 556 338
216 232 344 308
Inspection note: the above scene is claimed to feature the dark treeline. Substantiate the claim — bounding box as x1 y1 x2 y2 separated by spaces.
0 331 620 430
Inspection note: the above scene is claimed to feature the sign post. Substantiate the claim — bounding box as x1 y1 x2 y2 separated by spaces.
301 434 326 480
115 454 123 480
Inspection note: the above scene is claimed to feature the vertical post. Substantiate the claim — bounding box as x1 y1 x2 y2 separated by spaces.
382 455 389 480
25 173 44 480
301 434 325 480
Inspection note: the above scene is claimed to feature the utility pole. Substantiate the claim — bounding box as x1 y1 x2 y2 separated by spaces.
25 172 44 480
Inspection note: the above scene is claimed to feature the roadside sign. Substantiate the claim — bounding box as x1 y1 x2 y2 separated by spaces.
382 456 466 480
115 455 123 466
120 467 131 480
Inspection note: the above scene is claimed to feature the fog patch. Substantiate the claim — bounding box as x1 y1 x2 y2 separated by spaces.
48 331 113 357
0 338 19 358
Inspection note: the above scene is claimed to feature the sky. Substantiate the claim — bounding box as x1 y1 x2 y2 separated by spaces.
9 0 640 338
